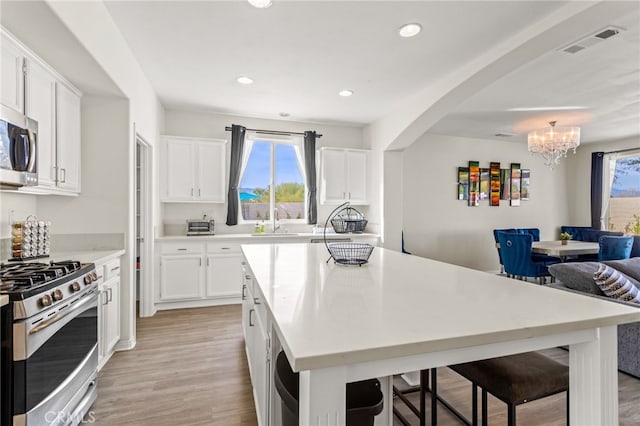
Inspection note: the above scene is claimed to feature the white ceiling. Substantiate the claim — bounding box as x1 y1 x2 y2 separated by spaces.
103 0 640 144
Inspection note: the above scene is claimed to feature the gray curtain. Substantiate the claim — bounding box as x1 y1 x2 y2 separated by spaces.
226 124 246 225
591 152 604 229
304 131 317 224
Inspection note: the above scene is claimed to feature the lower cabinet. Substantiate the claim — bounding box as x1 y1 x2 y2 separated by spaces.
98 257 121 370
242 270 271 426
155 242 243 308
159 255 204 300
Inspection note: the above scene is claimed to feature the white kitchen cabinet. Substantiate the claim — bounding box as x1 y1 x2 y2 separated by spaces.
159 254 205 301
54 82 82 192
97 257 122 371
320 148 369 205
25 58 57 187
161 136 226 203
3 29 83 195
242 270 271 426
1 32 25 113
206 253 242 298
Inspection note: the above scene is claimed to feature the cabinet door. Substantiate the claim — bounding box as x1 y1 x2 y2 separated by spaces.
103 277 121 355
252 311 270 426
320 149 347 204
206 254 242 297
197 141 225 202
1 34 24 113
159 255 204 300
25 58 57 187
56 82 81 192
165 139 196 200
346 150 368 204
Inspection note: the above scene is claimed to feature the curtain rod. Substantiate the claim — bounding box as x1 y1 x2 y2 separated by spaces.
224 126 322 138
604 147 639 155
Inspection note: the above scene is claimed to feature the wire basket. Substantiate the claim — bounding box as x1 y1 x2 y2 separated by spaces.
327 242 374 265
330 207 367 234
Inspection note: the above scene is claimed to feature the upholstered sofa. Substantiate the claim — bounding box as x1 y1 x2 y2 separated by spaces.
548 258 640 378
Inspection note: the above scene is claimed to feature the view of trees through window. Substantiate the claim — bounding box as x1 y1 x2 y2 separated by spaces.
239 141 305 223
608 154 640 235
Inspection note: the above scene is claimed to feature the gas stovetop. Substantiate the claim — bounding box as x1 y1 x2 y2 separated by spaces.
0 261 97 300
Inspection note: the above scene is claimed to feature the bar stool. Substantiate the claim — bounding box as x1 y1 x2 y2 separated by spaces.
445 352 569 426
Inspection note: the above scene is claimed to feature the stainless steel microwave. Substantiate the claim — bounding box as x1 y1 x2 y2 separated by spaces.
0 105 38 189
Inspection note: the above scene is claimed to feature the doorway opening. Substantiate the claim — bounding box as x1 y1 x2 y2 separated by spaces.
135 134 153 317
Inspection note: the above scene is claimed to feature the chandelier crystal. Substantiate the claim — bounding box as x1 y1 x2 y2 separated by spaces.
527 121 580 167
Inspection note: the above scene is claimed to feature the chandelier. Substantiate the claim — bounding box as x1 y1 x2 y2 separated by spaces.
527 121 580 167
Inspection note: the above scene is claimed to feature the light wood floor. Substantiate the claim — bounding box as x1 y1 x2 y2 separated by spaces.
91 305 640 425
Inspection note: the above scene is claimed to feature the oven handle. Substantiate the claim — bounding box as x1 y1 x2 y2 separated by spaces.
29 290 98 335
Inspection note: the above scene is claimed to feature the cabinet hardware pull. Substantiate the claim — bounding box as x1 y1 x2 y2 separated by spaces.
199 258 202 266
207 258 210 267
253 297 261 305
198 188 201 196
245 274 251 280
102 291 109 306
241 261 246 266
191 188 194 196
177 248 187 251
242 285 247 300
60 168 66 183
111 266 120 272
221 247 230 250
249 308 255 327
107 288 113 302
349 192 351 199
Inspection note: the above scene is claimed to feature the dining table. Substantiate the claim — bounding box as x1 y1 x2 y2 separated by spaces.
532 240 600 261
241 243 640 426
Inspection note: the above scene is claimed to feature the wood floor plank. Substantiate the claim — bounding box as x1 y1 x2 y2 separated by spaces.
90 305 639 425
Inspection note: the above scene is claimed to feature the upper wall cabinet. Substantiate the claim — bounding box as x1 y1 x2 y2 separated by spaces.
1 33 25 114
161 136 226 203
320 147 369 205
2 29 82 195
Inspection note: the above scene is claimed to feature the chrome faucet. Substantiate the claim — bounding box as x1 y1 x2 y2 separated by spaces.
272 208 280 233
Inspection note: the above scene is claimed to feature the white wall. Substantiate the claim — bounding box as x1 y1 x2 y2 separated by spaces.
401 133 570 271
566 135 640 226
162 109 366 233
0 193 37 239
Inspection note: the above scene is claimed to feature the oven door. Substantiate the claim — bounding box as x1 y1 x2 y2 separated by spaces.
12 289 98 425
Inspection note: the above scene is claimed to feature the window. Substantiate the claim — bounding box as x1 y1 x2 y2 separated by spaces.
238 137 306 223
604 150 640 234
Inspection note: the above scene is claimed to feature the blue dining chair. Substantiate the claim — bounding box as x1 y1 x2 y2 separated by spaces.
517 228 561 264
496 232 558 284
493 229 516 273
631 235 640 258
598 235 634 261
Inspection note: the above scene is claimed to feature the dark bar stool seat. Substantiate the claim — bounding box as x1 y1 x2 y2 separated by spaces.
448 352 569 426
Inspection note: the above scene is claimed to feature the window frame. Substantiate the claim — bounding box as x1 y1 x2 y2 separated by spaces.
237 134 307 225
602 148 640 232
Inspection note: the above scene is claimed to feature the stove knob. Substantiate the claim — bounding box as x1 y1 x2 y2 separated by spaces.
40 294 52 307
70 282 81 292
52 289 63 301
91 272 98 281
84 275 92 285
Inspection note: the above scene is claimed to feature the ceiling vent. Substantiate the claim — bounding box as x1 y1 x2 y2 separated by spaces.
560 26 623 54
494 132 515 138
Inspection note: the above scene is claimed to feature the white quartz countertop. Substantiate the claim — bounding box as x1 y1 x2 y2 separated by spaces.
241 243 640 372
156 232 378 241
1 249 125 266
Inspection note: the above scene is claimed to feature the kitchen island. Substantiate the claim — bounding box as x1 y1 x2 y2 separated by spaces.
241 243 640 426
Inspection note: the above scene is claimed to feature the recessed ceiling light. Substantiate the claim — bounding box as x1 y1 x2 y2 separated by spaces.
398 23 422 38
338 90 353 97
248 0 272 8
236 76 254 85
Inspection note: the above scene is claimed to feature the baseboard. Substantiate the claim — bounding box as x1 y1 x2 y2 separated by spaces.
155 297 242 311
115 338 136 352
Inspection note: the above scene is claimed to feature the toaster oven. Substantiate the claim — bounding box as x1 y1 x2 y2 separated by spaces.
186 219 215 235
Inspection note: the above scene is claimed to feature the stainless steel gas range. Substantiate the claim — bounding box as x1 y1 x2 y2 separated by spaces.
0 260 99 426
